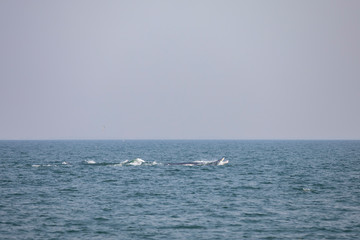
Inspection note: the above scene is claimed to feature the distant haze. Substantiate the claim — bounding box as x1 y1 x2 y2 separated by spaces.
1 1 359 140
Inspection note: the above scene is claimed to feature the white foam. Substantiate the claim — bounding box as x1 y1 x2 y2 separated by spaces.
119 159 129 165
32 164 52 167
128 158 145 166
194 160 208 163
112 163 123 167
118 158 148 166
86 160 96 164
194 160 214 166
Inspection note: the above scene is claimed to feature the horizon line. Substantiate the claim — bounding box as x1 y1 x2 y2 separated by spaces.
0 138 359 141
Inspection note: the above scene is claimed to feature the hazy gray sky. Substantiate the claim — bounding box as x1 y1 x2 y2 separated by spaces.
1 0 359 140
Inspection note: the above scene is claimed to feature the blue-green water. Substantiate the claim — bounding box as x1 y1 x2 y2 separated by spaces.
1 140 360 239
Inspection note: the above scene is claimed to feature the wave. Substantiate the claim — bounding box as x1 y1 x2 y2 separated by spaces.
82 158 158 167
167 158 228 166
119 158 158 166
33 158 224 168
120 158 145 166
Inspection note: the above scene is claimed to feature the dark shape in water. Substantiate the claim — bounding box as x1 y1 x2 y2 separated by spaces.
168 157 228 166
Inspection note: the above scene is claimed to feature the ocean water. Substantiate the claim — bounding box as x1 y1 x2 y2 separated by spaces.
0 140 360 239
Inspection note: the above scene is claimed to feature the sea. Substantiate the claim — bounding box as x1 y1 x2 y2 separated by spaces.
0 140 359 239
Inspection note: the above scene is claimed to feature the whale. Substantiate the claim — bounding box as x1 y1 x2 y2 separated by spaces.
168 157 228 166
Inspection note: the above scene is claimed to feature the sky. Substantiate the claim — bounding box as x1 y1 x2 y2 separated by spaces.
1 0 359 140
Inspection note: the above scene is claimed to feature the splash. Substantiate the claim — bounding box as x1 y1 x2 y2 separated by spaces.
81 158 157 167
85 160 96 164
121 158 148 166
116 158 158 166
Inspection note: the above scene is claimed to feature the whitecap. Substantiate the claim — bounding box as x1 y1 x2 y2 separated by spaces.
119 158 146 166
85 160 96 164
127 158 145 166
113 158 158 166
32 164 52 167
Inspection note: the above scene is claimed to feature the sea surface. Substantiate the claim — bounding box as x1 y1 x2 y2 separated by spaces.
1 140 360 239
